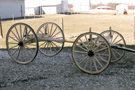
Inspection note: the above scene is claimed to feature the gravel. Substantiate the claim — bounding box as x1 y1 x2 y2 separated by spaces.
0 50 135 90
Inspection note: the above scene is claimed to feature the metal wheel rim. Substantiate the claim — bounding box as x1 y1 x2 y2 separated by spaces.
101 30 126 62
6 23 38 64
72 32 111 74
36 22 65 57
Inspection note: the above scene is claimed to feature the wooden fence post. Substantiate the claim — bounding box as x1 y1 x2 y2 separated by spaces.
61 18 64 32
0 16 3 38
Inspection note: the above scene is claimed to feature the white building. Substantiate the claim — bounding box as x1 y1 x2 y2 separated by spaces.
116 4 128 13
25 0 69 15
0 0 25 19
69 0 91 12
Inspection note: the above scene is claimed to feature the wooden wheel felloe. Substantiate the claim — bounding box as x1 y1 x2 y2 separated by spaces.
72 32 111 74
6 23 38 64
37 22 65 57
101 30 126 62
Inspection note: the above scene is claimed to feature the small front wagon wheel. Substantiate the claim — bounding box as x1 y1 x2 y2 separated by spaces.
6 23 38 64
72 32 111 74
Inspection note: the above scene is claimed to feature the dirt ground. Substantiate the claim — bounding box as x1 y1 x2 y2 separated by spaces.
0 50 135 90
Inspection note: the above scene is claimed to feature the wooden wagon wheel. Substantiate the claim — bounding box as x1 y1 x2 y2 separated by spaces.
72 32 111 74
36 22 65 56
6 23 38 64
101 30 126 62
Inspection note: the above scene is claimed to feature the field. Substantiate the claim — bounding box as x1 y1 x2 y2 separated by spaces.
0 14 135 48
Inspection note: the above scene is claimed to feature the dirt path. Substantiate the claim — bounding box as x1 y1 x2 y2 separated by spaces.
0 50 135 90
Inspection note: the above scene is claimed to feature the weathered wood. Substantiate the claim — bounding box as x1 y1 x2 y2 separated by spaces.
0 16 3 38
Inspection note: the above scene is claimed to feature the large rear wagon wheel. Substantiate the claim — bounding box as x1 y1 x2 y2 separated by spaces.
6 23 38 64
101 30 126 63
72 32 111 74
36 22 65 57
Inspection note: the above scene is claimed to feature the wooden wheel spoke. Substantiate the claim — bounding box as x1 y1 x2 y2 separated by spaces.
97 53 109 57
39 30 44 34
76 44 88 52
39 42 46 47
23 47 28 60
95 54 107 63
94 57 103 68
74 50 87 54
114 39 122 44
79 38 89 50
15 26 21 40
8 42 18 44
90 57 93 72
21 48 24 61
112 34 119 43
92 37 99 50
75 54 87 59
112 49 118 59
49 24 53 35
9 45 18 50
84 58 89 69
9 36 19 42
46 43 49 54
20 24 23 40
94 36 99 45
43 42 48 48
50 42 57 52
27 29 31 35
49 43 52 52
16 47 21 60
51 41 60 49
95 47 108 53
79 56 88 65
11 47 19 56
25 43 37 46
93 58 98 71
51 27 57 37
24 47 33 58
25 45 35 53
11 31 20 41
93 41 104 51
52 31 61 38
112 49 122 56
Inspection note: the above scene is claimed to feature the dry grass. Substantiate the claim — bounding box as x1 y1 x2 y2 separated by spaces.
1 14 135 48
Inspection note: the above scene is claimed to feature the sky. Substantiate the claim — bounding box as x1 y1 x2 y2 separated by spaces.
68 0 135 5
25 0 135 7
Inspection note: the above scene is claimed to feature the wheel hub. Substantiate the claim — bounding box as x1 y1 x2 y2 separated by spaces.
88 50 94 57
18 41 23 47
